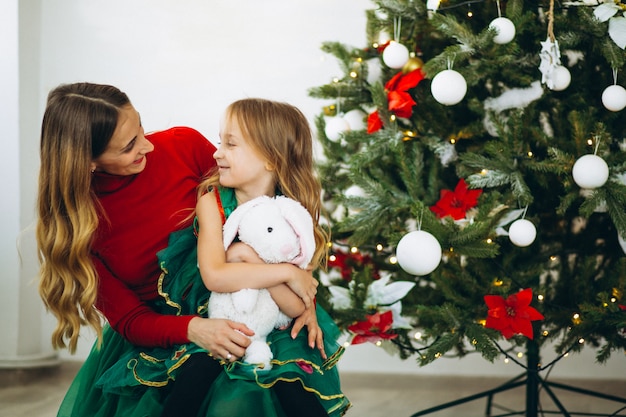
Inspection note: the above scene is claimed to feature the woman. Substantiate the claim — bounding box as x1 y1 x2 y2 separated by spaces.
36 82 319 417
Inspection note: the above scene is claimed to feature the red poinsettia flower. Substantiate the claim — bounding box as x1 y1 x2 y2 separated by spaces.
366 69 425 134
388 90 416 118
386 69 424 119
484 288 545 340
385 68 425 92
430 178 482 220
328 248 380 282
367 110 383 133
348 310 397 345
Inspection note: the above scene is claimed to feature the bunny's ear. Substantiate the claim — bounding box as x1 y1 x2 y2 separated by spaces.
275 196 315 268
222 195 272 249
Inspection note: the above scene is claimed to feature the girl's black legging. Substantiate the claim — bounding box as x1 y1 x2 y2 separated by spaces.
161 352 328 417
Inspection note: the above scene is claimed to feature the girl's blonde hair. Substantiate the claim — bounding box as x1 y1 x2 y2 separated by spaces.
199 98 329 267
37 82 130 352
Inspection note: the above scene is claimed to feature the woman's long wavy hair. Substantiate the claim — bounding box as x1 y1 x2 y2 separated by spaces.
199 98 330 268
37 82 130 352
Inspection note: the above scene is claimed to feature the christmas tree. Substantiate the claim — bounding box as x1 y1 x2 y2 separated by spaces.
310 0 626 414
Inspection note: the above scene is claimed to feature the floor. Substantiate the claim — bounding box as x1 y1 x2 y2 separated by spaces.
1 361 626 417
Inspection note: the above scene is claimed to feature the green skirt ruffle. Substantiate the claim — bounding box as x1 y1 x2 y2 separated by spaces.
75 226 350 417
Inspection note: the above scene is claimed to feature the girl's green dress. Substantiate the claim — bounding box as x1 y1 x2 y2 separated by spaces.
59 187 350 417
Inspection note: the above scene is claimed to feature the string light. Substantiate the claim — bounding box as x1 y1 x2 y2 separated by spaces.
329 254 337 262
349 71 358 78
537 294 544 302
480 169 489 175
350 246 358 254
414 331 422 340
389 255 398 264
376 244 384 251
527 151 534 157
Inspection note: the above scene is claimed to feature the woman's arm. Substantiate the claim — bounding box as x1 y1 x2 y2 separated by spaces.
196 191 317 307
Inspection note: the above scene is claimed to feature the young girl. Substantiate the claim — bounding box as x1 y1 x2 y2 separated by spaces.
100 98 350 417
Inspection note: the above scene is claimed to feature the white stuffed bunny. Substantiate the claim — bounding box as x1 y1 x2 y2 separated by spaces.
207 195 315 370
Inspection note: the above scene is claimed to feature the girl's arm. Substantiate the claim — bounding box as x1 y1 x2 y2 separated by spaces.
226 242 306 318
196 190 317 307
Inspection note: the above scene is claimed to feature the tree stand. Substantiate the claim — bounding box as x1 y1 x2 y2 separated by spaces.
410 340 626 417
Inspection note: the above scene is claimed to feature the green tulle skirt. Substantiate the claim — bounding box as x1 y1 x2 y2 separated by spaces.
58 227 350 417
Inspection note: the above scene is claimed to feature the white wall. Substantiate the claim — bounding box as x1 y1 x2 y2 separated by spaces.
7 0 624 379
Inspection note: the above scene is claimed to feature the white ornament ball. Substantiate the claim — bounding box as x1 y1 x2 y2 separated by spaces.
366 58 383 84
601 85 626 112
572 154 609 189
550 66 571 91
382 41 410 69
396 230 442 276
618 233 626 255
508 219 537 247
489 17 516 44
324 117 350 141
343 109 367 131
430 69 467 106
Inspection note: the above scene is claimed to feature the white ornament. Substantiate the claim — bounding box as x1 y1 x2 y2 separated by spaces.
601 85 626 112
343 109 367 131
431 69 467 106
324 117 350 141
539 38 567 90
396 230 442 276
489 17 516 44
382 41 410 69
572 154 610 189
618 233 626 255
508 219 537 247
551 66 571 91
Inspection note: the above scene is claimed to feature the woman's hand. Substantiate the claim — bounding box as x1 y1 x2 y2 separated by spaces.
187 316 254 362
291 303 326 359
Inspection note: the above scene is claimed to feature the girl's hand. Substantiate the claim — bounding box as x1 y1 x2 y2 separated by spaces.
291 303 326 359
286 266 318 309
187 316 254 362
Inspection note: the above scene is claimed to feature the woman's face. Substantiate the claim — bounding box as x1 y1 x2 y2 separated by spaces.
91 104 154 176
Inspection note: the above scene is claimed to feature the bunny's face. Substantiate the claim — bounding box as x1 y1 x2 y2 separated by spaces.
237 203 302 264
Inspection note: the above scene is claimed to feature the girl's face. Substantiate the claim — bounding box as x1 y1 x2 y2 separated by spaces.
214 114 274 198
91 104 154 176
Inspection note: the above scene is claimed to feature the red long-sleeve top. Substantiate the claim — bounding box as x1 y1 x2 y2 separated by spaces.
92 127 216 347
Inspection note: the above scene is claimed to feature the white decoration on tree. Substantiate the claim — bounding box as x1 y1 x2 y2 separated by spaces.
601 84 626 111
324 117 350 141
572 154 610 189
396 230 442 276
551 66 571 91
343 109 367 131
508 219 537 247
594 2 626 49
539 38 570 91
618 233 626 255
382 41 409 69
489 17 516 44
431 69 467 105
